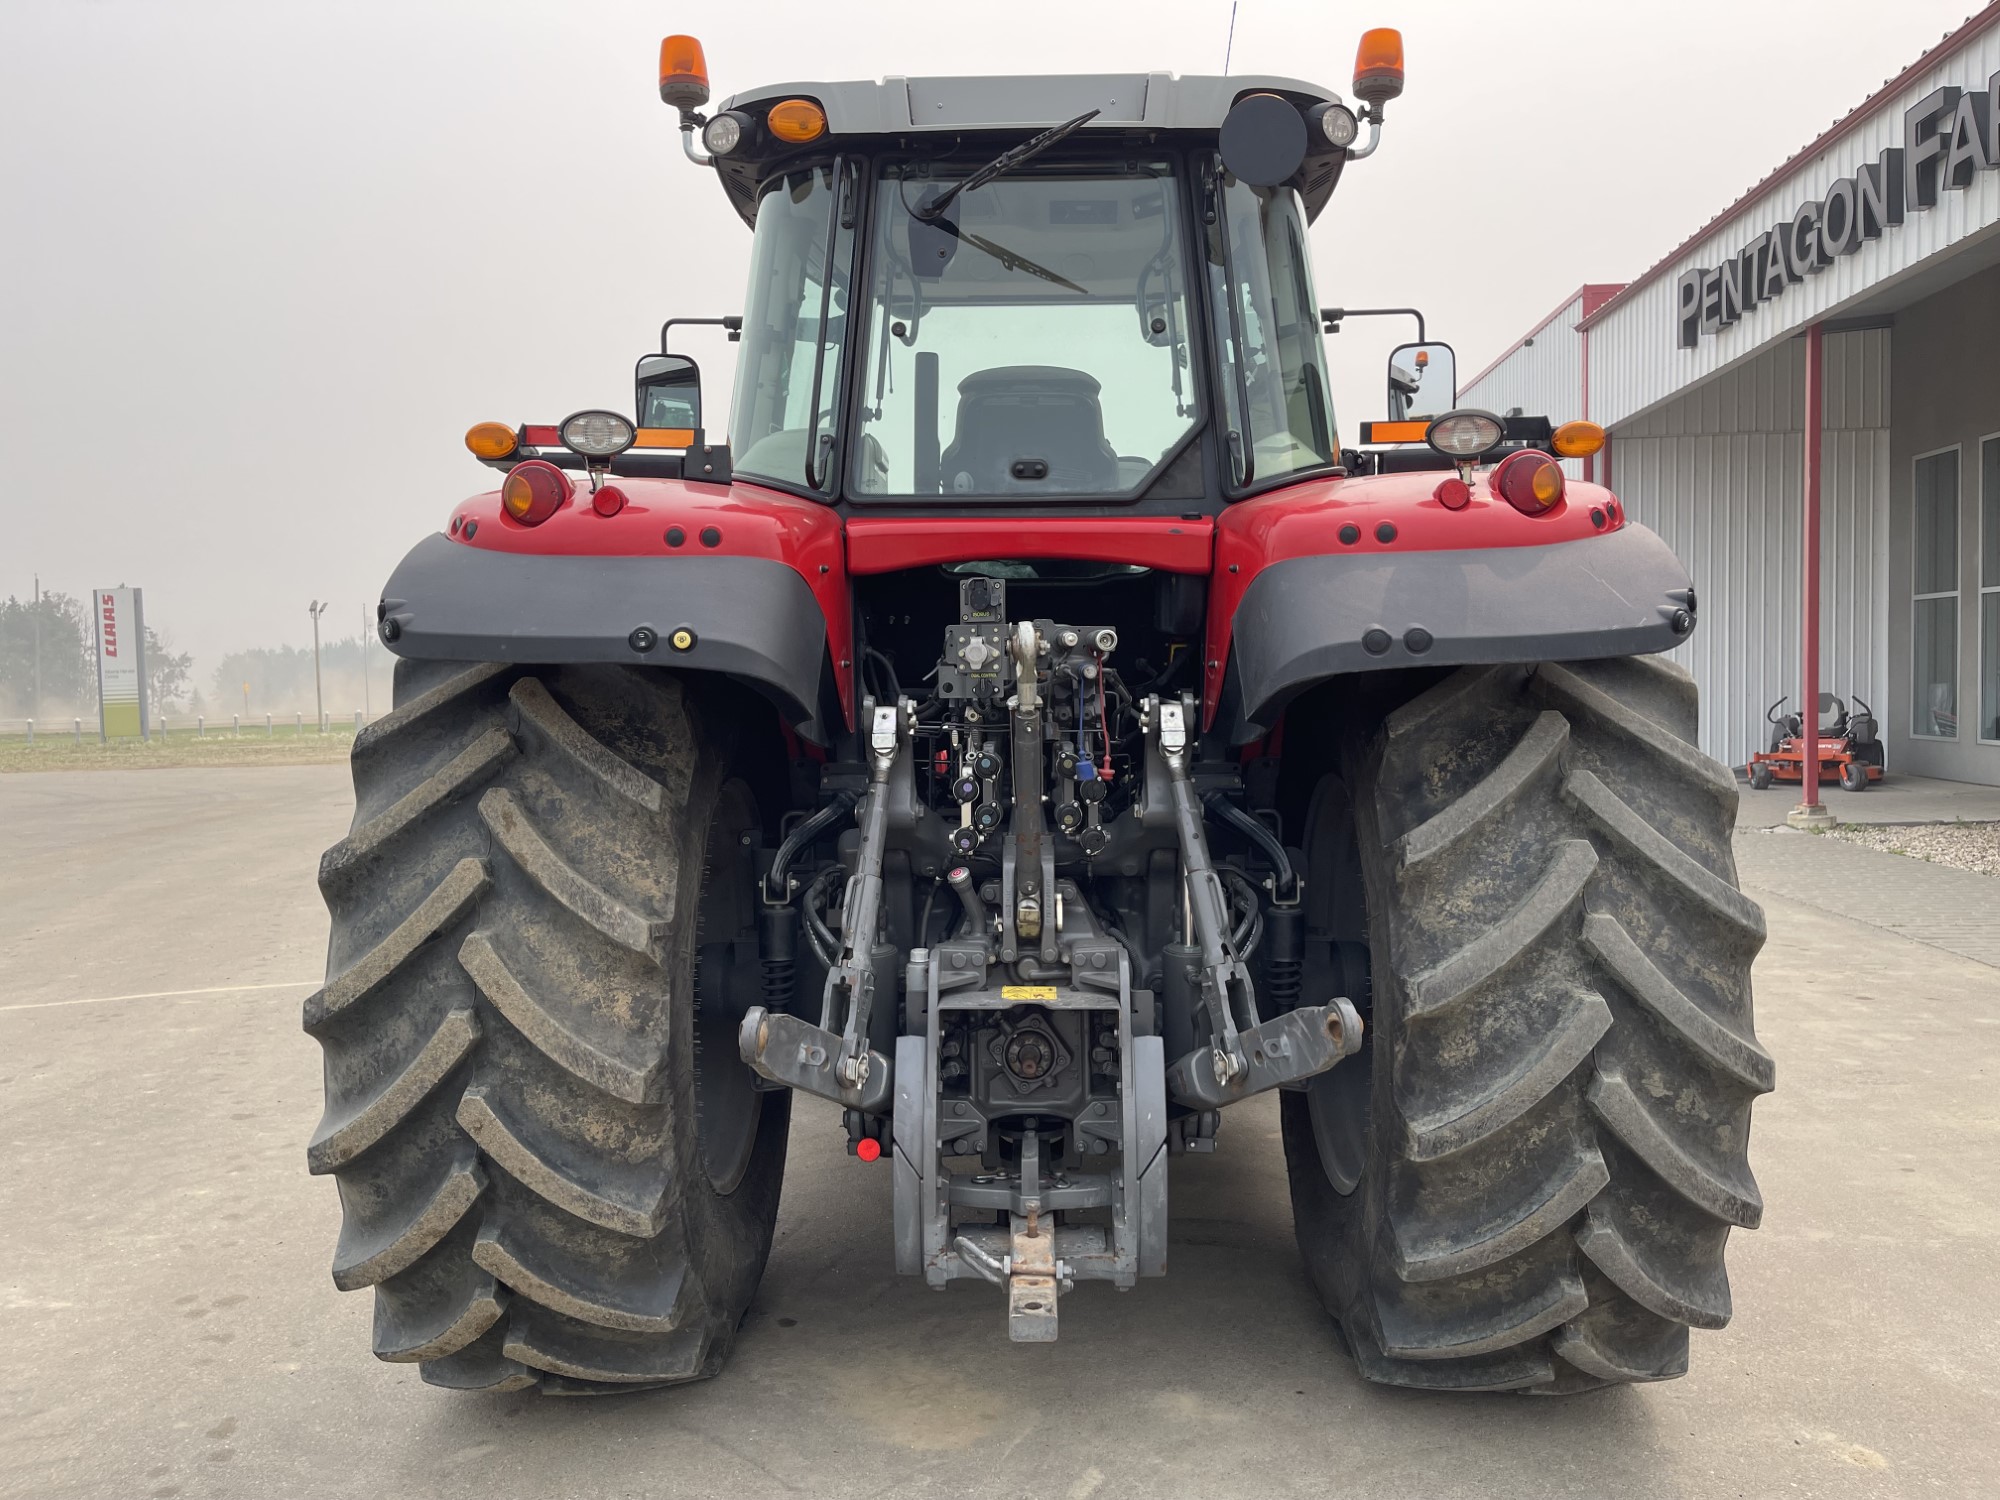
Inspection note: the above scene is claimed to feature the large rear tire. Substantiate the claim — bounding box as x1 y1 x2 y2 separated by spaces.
306 660 789 1394
1282 657 1772 1392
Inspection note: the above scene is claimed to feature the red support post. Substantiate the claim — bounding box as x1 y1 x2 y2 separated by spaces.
1580 323 1594 485
1800 322 1824 813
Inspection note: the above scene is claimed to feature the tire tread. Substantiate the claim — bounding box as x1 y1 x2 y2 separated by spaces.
1282 657 1767 1393
310 663 786 1394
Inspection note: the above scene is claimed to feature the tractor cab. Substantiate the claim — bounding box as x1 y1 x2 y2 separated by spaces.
653 42 1402 510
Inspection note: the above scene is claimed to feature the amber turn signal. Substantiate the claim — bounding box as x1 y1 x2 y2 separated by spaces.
465 422 518 460
1552 420 1606 458
767 98 828 143
500 460 571 526
1491 450 1565 515
658 34 710 110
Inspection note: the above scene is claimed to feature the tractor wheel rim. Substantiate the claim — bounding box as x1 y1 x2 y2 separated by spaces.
692 782 765 1197
1307 1049 1370 1194
1300 772 1375 1196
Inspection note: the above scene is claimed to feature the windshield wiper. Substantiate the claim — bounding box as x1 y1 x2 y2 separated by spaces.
912 108 1101 222
942 223 1089 294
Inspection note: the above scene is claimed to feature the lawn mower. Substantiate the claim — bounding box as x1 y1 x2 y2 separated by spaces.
1747 692 1883 792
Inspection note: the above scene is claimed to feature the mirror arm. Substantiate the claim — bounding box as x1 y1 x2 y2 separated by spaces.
661 315 743 354
1319 305 1425 343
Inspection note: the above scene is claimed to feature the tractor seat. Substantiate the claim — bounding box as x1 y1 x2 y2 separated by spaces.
1817 693 1848 737
939 366 1122 495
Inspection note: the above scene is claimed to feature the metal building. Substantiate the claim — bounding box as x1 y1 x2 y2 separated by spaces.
1462 3 2000 787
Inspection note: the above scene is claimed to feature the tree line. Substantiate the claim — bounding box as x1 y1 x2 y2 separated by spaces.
0 592 194 720
0 591 378 722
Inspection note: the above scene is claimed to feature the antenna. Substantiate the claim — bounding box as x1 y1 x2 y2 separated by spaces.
1223 1 1238 74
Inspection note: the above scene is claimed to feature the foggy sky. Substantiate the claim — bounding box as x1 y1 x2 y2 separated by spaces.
2 0 1976 703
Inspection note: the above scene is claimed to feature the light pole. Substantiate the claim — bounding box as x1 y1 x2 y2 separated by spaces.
308 599 328 733
32 573 42 716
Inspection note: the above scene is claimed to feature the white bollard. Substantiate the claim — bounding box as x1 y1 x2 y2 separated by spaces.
73 718 81 745
25 720 32 745
232 714 240 736
266 714 273 737
296 712 303 733
354 709 362 731
197 716 205 737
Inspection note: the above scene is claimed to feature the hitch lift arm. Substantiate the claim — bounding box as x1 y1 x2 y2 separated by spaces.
739 701 904 1113
1148 697 1364 1110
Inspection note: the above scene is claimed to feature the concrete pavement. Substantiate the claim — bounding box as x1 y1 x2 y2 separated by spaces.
2 766 1997 1500
1735 770 2000 828
1736 827 2000 968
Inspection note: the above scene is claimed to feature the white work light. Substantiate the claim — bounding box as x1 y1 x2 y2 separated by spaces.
702 112 746 156
559 410 637 458
1311 102 1360 149
1424 410 1504 460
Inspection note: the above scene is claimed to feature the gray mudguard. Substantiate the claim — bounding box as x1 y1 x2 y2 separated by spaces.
376 533 832 741
1224 522 1695 741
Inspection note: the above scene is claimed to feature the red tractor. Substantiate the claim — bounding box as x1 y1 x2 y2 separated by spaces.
308 31 1769 1398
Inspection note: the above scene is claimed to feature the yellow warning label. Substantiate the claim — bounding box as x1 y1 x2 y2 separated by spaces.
1000 985 1058 1000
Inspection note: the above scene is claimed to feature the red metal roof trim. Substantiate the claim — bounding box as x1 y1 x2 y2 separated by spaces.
1462 282 1628 392
1578 283 1625 319
1578 1 2000 330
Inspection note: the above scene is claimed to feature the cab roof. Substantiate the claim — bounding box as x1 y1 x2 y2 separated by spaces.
706 71 1350 227
716 72 1344 135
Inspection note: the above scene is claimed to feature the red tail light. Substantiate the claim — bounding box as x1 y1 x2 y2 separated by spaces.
500 460 571 526
1490 451 1565 515
591 484 628 518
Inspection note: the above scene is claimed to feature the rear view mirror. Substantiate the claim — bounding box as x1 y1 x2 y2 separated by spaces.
1385 341 1456 421
1219 92 1308 187
635 353 702 432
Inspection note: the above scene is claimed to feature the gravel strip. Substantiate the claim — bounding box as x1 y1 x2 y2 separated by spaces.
1827 821 2000 878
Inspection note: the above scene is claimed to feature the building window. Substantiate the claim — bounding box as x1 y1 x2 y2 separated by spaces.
1982 436 2000 744
1912 447 1960 739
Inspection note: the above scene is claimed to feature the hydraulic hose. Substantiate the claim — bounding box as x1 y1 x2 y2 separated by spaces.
1100 918 1148 980
1221 867 1265 957
803 867 844 967
765 792 859 904
1202 792 1299 903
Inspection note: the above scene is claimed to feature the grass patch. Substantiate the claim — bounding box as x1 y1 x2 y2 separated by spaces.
0 723 358 772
